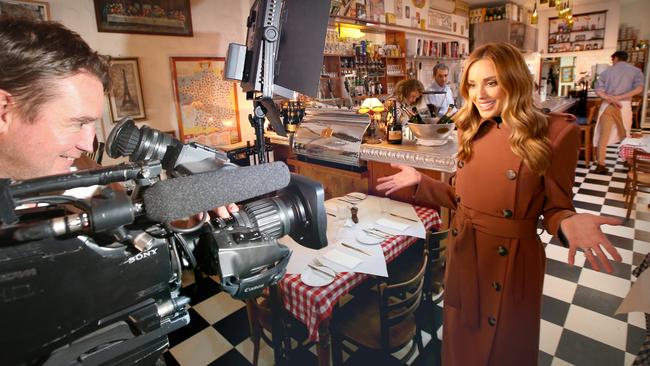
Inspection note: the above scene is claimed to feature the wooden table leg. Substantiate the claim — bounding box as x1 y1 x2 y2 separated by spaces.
317 319 331 366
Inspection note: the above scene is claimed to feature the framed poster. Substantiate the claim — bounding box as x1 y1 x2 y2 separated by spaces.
428 9 452 32
560 66 574 83
170 57 241 146
0 0 50 21
93 0 193 36
108 58 146 122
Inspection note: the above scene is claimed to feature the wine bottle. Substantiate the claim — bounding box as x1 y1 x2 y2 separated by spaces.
438 104 456 124
387 103 402 144
409 107 424 124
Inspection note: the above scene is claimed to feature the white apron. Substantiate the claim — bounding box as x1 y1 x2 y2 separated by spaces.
593 100 632 146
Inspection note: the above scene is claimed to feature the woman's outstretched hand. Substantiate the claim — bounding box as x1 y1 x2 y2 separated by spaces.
375 164 422 195
560 213 622 273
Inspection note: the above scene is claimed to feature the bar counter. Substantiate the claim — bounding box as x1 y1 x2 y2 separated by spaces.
266 131 457 173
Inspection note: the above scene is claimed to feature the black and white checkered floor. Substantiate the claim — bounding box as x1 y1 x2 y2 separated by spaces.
163 145 649 366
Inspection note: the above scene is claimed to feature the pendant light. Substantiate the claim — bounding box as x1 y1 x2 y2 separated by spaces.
531 0 538 25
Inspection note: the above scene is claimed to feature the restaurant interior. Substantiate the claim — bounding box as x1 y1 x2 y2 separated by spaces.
6 0 650 365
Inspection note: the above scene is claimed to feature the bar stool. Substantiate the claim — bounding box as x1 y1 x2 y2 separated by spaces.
577 103 600 166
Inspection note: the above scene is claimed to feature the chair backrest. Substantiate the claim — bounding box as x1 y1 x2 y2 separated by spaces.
378 252 428 349
586 103 599 125
632 148 650 183
425 229 449 298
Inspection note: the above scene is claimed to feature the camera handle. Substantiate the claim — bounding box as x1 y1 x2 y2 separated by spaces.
249 101 269 164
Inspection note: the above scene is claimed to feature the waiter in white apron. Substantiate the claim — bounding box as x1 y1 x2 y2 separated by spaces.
593 50 644 174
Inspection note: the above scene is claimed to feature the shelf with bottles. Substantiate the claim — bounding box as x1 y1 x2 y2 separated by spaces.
549 28 605 36
547 11 606 54
469 2 529 25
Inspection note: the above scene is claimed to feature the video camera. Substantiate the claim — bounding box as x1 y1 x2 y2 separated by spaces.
0 119 327 366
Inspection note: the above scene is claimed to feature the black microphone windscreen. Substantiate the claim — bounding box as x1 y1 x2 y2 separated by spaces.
143 162 291 222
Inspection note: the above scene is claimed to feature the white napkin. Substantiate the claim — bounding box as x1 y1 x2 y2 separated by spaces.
323 249 362 269
324 201 337 216
376 218 410 232
616 268 650 314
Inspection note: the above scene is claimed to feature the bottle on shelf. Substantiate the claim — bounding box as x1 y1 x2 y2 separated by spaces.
438 104 456 124
387 102 402 145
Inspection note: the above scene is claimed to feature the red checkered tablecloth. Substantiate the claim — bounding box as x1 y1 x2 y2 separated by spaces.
278 205 442 340
618 138 649 161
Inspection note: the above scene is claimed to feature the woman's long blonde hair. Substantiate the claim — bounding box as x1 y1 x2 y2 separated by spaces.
453 43 551 175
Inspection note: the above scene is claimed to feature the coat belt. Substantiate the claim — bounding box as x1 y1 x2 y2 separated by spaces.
446 204 538 330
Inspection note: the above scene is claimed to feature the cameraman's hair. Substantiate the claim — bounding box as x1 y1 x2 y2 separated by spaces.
611 51 628 62
0 17 110 123
433 63 449 76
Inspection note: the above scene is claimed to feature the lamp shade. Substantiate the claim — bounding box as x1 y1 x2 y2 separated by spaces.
358 97 385 114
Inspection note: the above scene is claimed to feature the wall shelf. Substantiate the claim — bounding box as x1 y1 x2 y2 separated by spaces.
547 11 607 54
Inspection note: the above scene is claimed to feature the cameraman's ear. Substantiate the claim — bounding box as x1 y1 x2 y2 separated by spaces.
0 90 13 134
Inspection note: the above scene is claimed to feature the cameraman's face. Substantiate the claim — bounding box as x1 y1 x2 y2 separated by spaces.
0 72 103 180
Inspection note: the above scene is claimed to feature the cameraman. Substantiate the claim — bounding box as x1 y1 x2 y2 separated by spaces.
0 17 238 217
0 17 109 181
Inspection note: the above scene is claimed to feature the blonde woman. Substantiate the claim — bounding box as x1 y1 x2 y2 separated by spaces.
376 43 622 365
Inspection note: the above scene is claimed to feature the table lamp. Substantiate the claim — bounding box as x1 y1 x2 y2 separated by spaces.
358 97 385 144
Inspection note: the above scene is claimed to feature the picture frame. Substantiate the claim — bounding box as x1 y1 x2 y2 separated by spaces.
108 58 146 122
93 0 193 37
0 0 50 21
574 34 586 42
170 57 241 146
560 66 574 83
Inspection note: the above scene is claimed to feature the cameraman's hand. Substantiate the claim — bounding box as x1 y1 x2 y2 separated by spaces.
216 203 239 218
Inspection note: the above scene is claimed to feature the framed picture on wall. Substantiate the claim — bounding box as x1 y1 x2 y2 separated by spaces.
560 66 574 83
0 0 50 21
93 0 193 36
108 58 146 122
170 57 241 146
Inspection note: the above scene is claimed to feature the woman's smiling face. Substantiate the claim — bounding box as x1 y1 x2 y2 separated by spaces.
467 59 505 120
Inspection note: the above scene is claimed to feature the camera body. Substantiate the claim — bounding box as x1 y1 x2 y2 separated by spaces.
0 226 188 366
0 121 327 365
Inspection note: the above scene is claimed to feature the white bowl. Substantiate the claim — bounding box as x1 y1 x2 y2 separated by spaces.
408 123 455 140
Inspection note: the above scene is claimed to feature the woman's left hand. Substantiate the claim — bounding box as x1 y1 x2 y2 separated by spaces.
560 213 622 273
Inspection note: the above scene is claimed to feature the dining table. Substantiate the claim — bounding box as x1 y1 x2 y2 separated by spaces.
272 195 442 366
618 135 650 162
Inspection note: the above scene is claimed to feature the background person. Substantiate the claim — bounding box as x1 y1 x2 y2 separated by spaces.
392 78 430 124
593 50 644 174
425 63 457 118
376 42 622 366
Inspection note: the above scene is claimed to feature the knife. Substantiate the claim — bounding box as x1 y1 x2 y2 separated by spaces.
341 242 371 256
389 212 419 222
308 264 336 278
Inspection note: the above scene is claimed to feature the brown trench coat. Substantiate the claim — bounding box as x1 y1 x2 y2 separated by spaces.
414 113 579 365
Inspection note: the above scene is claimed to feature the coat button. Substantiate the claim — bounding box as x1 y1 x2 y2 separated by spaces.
457 160 464 168
452 228 458 236
492 282 502 291
497 246 508 256
502 209 513 218
488 316 497 326
505 170 517 180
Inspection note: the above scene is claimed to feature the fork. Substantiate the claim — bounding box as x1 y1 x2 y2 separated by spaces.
312 258 339 276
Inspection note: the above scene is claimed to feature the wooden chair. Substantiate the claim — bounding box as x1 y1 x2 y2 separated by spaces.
245 286 312 366
331 252 428 365
577 103 600 166
386 229 448 306
624 148 650 221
